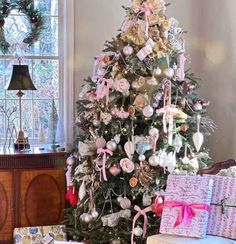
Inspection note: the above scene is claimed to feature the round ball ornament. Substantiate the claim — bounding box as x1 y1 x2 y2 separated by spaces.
92 119 100 127
138 154 146 162
66 156 75 166
95 137 106 149
149 127 159 137
148 155 159 167
151 195 164 217
91 210 99 219
143 105 154 117
106 140 117 151
129 177 138 187
163 67 174 78
154 67 162 76
133 226 143 237
0 1 45 54
83 213 93 223
109 165 121 176
123 44 134 56
193 102 203 111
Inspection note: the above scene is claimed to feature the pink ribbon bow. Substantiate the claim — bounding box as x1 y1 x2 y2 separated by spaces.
96 78 113 105
139 6 152 37
131 205 152 244
176 53 186 81
97 148 113 181
164 201 210 228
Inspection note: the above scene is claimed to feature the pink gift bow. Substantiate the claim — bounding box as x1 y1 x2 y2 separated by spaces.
97 148 113 181
131 205 152 244
164 201 210 228
96 78 113 106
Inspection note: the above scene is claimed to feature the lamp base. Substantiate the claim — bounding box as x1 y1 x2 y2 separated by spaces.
14 130 30 151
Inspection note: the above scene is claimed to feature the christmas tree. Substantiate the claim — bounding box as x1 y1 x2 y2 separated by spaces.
64 0 215 243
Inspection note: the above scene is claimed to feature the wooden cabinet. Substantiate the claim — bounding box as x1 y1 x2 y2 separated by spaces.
0 149 66 244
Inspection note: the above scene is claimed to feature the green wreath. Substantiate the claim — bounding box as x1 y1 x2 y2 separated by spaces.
0 0 44 54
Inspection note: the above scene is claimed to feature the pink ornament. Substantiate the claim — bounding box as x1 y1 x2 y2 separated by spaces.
95 137 106 149
109 165 121 176
120 158 135 173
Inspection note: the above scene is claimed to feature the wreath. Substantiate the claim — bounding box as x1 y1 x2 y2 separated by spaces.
0 0 44 54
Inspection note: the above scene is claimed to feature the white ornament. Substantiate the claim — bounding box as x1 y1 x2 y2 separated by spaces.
131 81 141 90
149 127 159 137
106 140 117 151
193 102 202 111
66 156 75 166
139 154 146 162
148 154 159 167
91 210 99 218
79 181 86 201
117 197 131 209
164 67 174 78
173 134 183 153
124 140 135 159
134 226 143 237
193 132 204 152
190 157 199 170
142 194 152 206
114 134 121 144
92 119 100 127
154 67 162 76
84 213 93 223
123 44 134 56
193 115 204 152
143 105 154 117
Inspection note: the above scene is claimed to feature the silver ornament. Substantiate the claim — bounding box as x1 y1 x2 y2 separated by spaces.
91 210 99 218
134 226 143 237
164 67 174 78
93 119 100 127
154 67 162 76
123 44 134 56
148 155 159 167
143 105 154 117
139 154 146 161
106 140 117 151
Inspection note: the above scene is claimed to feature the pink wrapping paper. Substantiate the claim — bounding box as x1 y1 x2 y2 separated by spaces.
204 175 236 239
160 175 213 238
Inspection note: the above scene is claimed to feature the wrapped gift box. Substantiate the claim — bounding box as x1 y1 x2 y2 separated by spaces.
160 175 213 238
13 225 67 244
204 175 236 239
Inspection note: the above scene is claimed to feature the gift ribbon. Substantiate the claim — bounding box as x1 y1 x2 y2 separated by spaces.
97 148 113 181
96 78 113 106
164 201 210 228
131 205 152 244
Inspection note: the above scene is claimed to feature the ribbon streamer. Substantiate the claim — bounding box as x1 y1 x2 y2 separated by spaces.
96 78 113 106
131 205 152 244
97 148 113 181
164 201 210 228
176 53 186 81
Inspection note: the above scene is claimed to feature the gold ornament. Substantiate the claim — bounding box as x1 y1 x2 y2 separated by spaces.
135 162 155 186
129 177 138 187
133 94 149 110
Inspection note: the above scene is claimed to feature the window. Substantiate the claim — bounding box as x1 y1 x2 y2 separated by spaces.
0 0 65 144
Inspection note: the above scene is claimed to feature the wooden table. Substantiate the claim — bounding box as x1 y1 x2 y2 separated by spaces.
0 148 66 243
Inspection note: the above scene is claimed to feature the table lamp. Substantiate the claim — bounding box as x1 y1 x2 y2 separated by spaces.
7 64 37 150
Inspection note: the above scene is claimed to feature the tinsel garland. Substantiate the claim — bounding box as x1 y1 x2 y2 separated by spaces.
0 0 44 53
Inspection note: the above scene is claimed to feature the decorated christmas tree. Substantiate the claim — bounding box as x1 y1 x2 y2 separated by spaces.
64 0 215 243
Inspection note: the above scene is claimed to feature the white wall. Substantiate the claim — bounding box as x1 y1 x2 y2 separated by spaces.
74 0 236 163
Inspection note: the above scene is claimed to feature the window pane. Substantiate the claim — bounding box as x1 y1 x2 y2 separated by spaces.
35 0 59 16
0 61 5 99
33 60 59 99
22 100 33 139
0 101 6 139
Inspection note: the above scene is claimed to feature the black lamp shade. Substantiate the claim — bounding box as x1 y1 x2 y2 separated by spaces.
7 65 37 91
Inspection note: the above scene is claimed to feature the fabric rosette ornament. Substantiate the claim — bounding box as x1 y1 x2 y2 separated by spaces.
113 78 130 96
120 158 135 173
